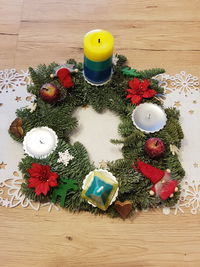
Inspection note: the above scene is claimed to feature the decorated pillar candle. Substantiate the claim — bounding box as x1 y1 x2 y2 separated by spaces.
83 29 114 85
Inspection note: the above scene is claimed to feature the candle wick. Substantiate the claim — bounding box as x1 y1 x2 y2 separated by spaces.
148 114 151 119
40 140 44 144
98 38 100 43
97 186 104 193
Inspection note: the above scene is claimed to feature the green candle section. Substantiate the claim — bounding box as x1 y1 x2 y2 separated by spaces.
84 56 112 72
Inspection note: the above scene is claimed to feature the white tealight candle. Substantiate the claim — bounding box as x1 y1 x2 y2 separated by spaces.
132 103 167 133
23 127 58 159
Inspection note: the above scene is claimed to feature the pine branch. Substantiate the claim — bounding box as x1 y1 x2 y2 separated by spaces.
137 68 165 79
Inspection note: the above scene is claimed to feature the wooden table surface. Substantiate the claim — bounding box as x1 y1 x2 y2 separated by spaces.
1 1 200 266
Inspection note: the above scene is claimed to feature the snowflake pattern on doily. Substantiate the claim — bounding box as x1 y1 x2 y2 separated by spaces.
171 71 199 95
0 69 31 92
154 73 172 91
155 71 200 96
162 179 200 215
0 175 59 212
179 179 200 215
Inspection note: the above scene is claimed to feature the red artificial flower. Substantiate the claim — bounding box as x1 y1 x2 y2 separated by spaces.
28 163 58 196
126 78 156 105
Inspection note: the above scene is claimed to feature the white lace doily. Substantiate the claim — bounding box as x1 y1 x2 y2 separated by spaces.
155 71 200 215
0 69 199 215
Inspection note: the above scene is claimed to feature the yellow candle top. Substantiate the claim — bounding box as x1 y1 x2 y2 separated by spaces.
84 29 114 62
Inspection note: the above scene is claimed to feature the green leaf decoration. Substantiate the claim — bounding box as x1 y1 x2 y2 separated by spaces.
51 178 79 207
122 67 140 77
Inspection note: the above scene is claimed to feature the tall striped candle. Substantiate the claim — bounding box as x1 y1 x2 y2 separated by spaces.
83 29 114 85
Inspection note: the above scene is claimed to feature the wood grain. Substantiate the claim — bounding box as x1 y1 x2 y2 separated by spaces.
0 0 200 266
1 207 200 267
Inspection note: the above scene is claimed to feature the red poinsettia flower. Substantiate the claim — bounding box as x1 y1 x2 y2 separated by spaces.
126 78 157 105
28 163 58 196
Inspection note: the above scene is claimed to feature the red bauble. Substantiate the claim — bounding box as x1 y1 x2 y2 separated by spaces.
39 83 60 103
144 138 165 158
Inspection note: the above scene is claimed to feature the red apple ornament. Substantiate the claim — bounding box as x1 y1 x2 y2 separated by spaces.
144 138 165 158
39 83 60 103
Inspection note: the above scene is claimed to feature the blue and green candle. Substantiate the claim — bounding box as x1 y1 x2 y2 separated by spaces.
83 29 114 85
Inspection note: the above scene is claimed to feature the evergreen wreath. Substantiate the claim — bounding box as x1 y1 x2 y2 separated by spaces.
9 55 185 218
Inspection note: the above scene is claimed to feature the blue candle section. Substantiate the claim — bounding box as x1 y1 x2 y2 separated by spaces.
83 56 113 85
